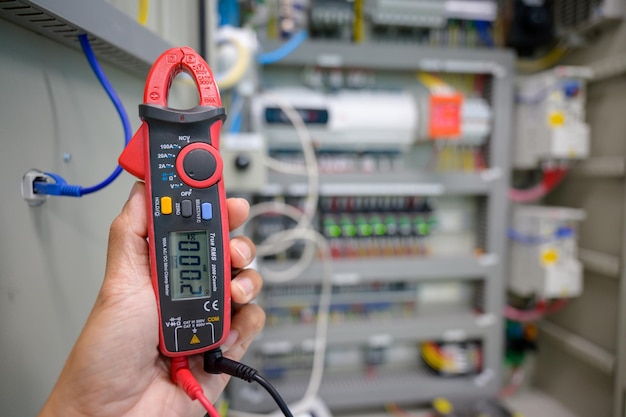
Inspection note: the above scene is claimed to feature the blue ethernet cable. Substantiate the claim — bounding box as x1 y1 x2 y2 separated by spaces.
34 33 131 197
257 29 308 65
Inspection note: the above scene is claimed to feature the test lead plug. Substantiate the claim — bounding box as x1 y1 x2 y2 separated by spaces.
204 349 295 417
170 356 221 417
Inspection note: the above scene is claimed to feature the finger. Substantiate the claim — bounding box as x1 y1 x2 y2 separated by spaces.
223 303 266 357
230 235 256 270
231 268 263 305
104 182 150 286
227 198 250 231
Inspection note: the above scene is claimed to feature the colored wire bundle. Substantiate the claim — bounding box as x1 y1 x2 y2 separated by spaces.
435 145 486 173
474 21 494 48
508 166 568 203
504 298 568 323
421 341 482 376
215 28 308 91
516 43 570 73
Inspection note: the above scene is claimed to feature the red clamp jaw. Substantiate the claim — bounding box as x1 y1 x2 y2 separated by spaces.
119 47 223 179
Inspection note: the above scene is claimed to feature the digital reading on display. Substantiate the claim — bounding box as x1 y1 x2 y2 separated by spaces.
170 231 212 300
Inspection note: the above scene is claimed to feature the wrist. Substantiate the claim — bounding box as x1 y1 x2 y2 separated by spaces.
37 382 85 417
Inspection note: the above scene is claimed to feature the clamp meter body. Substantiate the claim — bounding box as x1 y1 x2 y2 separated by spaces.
119 47 230 357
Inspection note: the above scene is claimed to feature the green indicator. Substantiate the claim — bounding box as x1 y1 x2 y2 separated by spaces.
418 222 430 235
343 224 357 237
323 217 338 237
328 225 342 238
369 216 385 235
374 223 387 235
356 216 367 225
359 224 373 237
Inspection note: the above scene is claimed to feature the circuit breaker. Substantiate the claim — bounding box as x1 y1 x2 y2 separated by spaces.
514 66 592 169
508 205 586 298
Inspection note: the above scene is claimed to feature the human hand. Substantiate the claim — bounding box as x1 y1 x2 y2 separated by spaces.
38 182 265 417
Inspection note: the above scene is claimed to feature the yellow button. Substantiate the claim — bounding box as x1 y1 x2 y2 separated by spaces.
161 196 173 215
548 111 565 127
541 248 559 265
433 397 454 415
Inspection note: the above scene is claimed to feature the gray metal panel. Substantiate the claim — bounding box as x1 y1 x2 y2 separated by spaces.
264 172 495 196
480 43 514 398
547 272 620 354
259 312 493 344
230 370 498 412
259 38 515 73
261 255 496 284
535 336 613 417
0 0 173 76
537 25 626 417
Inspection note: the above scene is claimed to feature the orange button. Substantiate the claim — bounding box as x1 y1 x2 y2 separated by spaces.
161 196 173 215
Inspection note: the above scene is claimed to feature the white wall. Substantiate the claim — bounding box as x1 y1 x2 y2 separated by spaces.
0 19 142 416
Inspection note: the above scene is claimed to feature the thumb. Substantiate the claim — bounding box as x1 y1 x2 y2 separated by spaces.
103 182 151 291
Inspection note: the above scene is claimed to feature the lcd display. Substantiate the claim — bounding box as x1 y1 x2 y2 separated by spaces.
170 230 211 300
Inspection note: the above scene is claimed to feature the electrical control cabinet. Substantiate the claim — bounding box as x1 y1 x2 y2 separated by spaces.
228 40 514 412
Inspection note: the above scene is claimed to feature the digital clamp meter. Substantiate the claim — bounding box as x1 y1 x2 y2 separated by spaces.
119 47 231 357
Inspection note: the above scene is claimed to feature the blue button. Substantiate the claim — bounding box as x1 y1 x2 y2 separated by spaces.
201 202 213 220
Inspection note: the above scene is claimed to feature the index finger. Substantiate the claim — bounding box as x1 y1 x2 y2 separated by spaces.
227 198 250 231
